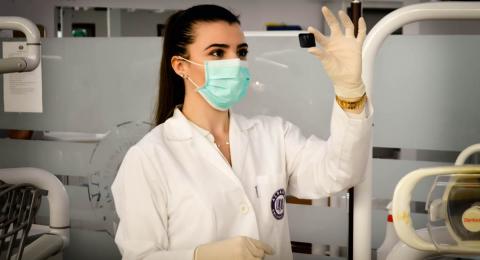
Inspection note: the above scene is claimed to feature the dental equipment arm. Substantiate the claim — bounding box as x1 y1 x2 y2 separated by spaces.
455 143 480 165
356 2 480 258
0 16 41 74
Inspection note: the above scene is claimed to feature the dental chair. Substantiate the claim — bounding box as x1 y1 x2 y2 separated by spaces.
0 168 70 260
387 144 480 259
0 17 70 260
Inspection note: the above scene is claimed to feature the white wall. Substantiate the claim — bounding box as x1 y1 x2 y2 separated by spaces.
119 9 176 37
0 0 326 37
109 9 122 37
2 0 480 38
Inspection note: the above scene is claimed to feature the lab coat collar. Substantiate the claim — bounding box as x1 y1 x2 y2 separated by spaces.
163 108 194 141
164 107 256 141
164 107 254 186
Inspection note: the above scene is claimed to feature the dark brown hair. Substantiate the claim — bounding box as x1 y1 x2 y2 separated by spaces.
153 5 240 125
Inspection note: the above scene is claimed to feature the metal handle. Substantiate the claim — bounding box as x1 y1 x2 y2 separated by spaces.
0 16 41 74
455 143 480 165
354 3 480 259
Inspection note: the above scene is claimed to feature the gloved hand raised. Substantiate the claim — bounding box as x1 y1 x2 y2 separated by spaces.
308 6 367 99
194 236 274 260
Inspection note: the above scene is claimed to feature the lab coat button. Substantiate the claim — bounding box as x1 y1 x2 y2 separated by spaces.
240 203 249 214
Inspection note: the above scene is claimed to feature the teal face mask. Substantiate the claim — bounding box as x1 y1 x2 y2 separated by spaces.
179 57 251 111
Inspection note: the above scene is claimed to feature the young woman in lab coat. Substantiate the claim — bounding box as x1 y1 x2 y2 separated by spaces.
112 4 372 260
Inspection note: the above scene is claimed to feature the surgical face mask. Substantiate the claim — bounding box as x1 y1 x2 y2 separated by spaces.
178 57 251 111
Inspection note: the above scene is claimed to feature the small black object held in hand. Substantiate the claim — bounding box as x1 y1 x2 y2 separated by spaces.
298 33 315 48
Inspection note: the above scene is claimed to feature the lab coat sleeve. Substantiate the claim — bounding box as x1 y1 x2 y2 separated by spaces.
285 100 373 199
111 146 194 260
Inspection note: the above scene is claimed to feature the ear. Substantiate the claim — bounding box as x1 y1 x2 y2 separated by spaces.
171 56 188 79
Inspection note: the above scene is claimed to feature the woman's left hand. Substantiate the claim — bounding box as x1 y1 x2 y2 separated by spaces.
308 6 367 99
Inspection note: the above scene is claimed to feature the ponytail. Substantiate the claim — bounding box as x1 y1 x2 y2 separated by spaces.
153 5 240 126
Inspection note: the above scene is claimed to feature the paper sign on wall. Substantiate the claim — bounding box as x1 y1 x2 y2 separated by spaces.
2 41 43 113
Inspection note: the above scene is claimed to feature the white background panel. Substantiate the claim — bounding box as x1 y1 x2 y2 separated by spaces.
3 36 479 147
288 204 348 246
0 139 94 176
372 36 480 151
372 158 450 201
0 38 161 133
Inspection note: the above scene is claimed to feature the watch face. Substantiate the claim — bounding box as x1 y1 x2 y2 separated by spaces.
87 121 151 236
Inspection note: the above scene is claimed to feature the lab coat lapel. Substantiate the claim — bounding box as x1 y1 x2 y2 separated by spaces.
164 108 253 186
193 129 236 178
229 113 250 177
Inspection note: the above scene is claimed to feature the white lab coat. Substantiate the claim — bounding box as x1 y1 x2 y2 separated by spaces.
111 101 373 260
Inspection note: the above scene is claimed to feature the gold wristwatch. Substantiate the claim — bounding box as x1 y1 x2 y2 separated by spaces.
335 93 367 111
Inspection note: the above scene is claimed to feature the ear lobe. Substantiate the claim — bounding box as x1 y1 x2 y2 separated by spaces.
171 56 187 78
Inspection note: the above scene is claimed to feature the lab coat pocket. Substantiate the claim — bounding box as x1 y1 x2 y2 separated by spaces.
256 174 287 223
255 173 287 258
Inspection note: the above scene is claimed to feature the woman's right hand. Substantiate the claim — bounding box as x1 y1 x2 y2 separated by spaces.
194 236 274 260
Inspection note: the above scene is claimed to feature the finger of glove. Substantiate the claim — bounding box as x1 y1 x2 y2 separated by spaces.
248 238 274 255
356 17 367 44
307 26 328 46
322 6 342 37
245 239 265 258
338 10 354 38
307 47 328 61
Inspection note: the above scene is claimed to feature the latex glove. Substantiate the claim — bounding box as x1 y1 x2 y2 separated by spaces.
194 236 274 260
308 6 367 99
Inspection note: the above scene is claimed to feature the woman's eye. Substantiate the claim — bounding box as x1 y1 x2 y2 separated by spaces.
210 49 224 58
238 49 248 58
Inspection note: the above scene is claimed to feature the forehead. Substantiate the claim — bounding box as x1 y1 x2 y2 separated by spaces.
191 21 245 48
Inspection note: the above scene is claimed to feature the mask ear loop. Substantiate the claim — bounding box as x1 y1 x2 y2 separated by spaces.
175 56 204 90
176 56 203 66
186 75 202 89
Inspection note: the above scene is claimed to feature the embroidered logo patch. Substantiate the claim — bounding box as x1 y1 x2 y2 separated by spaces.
271 188 285 220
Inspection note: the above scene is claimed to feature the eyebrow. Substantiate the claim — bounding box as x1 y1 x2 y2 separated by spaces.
204 43 249 51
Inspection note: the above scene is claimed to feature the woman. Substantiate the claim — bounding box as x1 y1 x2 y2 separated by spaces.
112 4 372 260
